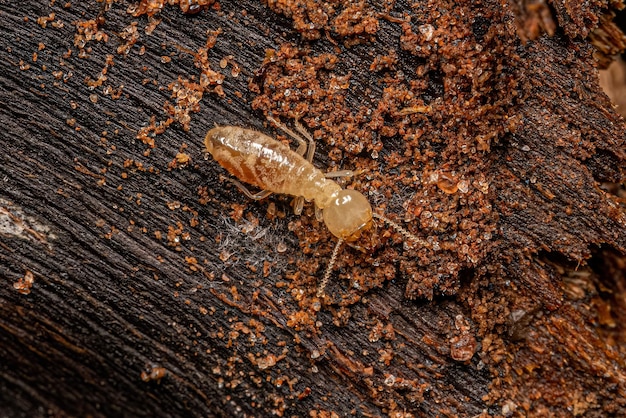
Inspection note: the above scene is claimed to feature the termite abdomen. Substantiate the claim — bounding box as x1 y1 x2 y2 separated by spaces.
205 126 341 207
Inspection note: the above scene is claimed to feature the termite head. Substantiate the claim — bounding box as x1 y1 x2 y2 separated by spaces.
318 190 430 299
323 190 373 242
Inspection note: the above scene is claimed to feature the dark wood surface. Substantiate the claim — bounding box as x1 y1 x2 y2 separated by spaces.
1 1 625 416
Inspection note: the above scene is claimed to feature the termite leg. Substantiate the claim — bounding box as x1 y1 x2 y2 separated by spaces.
314 204 323 221
324 169 354 178
291 129 308 157
293 196 305 215
225 177 273 200
294 120 316 163
267 116 313 160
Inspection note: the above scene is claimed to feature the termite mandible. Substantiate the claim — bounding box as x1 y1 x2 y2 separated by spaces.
205 117 429 296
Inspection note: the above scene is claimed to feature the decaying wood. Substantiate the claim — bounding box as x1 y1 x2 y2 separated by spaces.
1 0 625 416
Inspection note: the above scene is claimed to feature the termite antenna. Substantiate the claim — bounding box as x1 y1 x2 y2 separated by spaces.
372 213 431 249
317 238 344 297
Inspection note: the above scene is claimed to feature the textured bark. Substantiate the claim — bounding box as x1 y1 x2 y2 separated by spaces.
1 1 625 417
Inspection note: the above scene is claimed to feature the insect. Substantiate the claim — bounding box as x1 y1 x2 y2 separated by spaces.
205 117 429 296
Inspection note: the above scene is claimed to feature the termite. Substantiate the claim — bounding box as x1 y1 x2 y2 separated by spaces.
205 117 429 296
